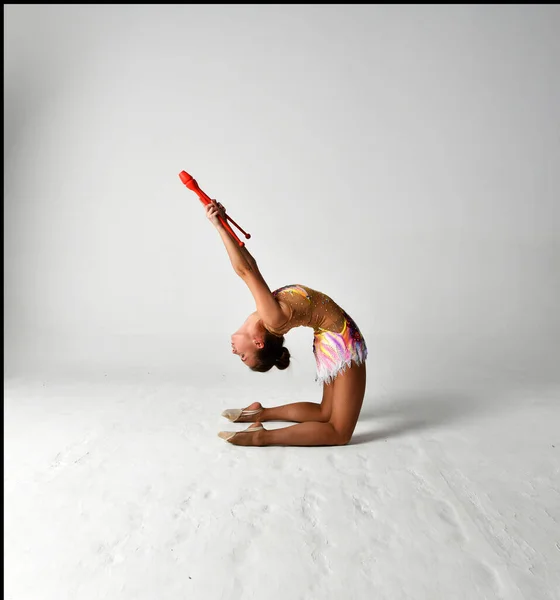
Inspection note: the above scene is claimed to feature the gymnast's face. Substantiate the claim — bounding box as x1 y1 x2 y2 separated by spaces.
231 313 264 368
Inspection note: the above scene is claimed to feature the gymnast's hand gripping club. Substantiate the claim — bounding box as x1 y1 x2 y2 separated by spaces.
178 170 251 247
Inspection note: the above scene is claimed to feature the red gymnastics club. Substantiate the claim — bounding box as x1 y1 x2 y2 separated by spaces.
178 170 251 247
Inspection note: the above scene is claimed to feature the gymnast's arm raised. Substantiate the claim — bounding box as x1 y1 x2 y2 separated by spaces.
205 200 288 331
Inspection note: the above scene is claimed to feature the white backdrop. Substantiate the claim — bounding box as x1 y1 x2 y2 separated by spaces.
5 4 560 392
5 8 560 600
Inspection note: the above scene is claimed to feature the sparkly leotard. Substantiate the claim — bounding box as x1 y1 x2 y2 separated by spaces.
265 284 368 385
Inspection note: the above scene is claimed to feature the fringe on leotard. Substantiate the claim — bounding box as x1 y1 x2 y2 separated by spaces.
313 312 368 385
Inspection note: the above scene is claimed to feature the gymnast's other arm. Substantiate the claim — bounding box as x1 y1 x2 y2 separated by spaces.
205 200 289 330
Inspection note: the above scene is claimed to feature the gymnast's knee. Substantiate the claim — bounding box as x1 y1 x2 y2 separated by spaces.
330 425 352 446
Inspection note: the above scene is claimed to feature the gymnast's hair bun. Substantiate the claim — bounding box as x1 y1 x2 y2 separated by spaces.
275 347 291 370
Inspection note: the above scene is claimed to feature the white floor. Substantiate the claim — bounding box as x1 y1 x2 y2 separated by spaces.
4 375 560 600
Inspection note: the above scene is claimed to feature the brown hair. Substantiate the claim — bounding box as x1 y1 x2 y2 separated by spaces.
250 331 291 373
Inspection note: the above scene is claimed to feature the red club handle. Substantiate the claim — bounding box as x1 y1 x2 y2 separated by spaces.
178 171 250 246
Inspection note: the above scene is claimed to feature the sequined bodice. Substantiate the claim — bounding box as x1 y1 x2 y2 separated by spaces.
265 284 348 336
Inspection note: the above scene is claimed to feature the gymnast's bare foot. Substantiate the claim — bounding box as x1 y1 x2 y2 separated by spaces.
221 401 263 423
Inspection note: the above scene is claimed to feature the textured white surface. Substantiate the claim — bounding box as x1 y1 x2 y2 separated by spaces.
4 377 559 600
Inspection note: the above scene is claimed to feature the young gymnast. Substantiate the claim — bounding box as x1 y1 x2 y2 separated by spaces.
205 200 368 447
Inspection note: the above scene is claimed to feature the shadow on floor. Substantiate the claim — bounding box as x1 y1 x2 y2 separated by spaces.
351 389 512 445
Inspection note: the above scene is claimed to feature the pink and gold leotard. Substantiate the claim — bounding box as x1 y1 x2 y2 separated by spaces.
265 284 368 385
